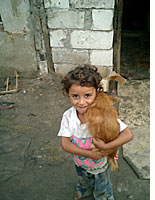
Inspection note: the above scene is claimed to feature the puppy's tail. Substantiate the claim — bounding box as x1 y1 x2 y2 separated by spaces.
108 158 119 171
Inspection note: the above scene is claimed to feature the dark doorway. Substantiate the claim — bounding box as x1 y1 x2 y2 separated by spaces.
120 0 150 80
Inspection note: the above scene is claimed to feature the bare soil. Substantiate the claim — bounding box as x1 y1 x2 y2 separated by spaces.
0 72 149 200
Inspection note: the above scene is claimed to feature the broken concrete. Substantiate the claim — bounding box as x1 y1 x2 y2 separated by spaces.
118 79 150 180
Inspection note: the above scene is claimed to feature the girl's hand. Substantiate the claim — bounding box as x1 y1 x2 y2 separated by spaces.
93 138 107 150
92 138 117 157
89 148 105 160
93 128 133 151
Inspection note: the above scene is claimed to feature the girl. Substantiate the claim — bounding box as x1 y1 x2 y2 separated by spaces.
58 65 133 200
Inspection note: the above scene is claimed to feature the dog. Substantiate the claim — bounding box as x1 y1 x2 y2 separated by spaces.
85 91 120 171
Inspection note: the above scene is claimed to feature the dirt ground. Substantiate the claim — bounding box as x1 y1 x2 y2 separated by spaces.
0 32 150 200
0 74 149 200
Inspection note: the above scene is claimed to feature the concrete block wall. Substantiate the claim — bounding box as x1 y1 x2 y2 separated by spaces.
45 0 115 76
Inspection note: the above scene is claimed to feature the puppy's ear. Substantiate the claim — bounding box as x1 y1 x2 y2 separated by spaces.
97 87 104 93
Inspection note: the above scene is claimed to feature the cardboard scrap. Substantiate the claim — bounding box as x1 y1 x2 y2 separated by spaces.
100 71 126 92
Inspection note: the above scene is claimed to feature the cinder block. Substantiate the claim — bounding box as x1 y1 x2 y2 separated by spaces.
90 49 113 66
52 48 89 64
92 9 113 30
49 30 67 47
70 0 114 9
44 0 69 8
48 10 84 29
71 30 113 49
54 64 77 74
39 61 48 76
54 63 113 77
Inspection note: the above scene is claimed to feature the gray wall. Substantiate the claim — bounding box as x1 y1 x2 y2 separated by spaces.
0 0 37 77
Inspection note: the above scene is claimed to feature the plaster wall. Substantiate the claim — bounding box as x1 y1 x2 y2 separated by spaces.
0 0 37 77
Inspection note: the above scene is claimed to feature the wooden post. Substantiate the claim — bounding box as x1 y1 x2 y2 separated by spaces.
40 4 54 73
113 0 123 74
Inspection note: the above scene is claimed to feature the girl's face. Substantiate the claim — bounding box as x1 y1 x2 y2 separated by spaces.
68 84 97 115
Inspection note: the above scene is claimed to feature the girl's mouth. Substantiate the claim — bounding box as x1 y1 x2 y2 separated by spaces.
78 106 88 110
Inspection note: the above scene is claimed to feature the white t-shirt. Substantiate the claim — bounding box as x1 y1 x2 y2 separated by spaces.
58 107 127 174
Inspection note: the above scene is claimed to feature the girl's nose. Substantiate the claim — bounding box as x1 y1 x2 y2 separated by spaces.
79 97 85 105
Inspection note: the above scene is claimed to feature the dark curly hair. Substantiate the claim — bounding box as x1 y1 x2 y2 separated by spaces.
61 64 102 94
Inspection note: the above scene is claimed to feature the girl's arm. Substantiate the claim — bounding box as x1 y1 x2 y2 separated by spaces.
93 127 133 151
61 136 105 160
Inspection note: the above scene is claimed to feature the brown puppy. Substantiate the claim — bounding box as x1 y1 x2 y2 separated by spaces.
85 91 120 171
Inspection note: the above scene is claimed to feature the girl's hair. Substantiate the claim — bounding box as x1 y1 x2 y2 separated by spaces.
61 64 102 94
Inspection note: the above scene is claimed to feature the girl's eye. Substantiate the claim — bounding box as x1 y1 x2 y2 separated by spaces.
85 94 91 98
72 94 79 99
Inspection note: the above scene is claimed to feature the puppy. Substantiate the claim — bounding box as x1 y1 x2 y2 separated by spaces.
85 91 120 171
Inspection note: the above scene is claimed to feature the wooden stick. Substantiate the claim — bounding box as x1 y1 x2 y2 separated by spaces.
0 71 19 95
40 4 54 73
6 77 9 92
0 89 18 95
15 70 19 90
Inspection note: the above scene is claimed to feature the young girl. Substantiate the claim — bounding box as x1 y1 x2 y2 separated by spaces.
58 65 133 200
